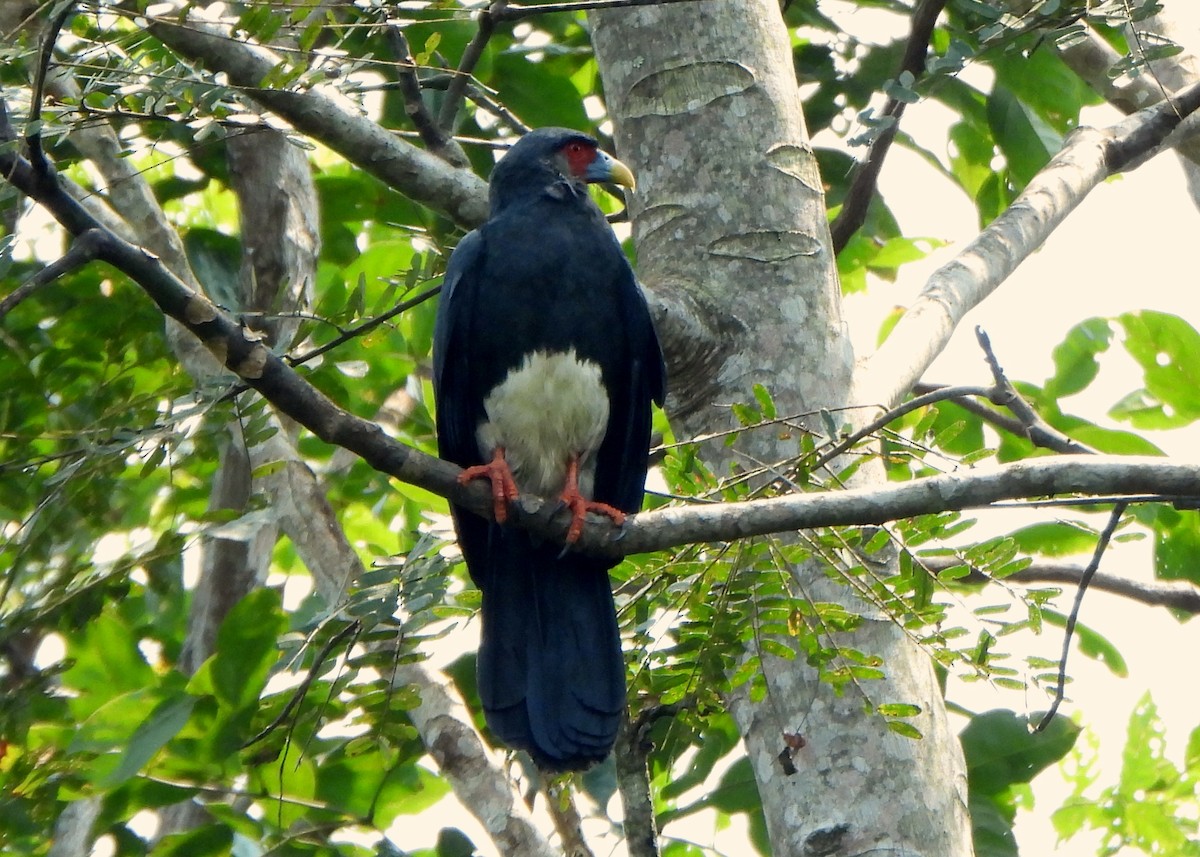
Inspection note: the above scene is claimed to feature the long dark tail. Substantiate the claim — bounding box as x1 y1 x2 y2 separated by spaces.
473 527 625 771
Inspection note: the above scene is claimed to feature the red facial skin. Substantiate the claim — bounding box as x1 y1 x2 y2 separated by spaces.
562 140 597 178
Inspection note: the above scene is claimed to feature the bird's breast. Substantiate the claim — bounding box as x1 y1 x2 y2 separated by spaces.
477 349 609 498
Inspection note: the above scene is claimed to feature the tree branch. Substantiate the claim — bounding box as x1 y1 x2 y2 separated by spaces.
386 27 470 166
438 1 506 132
543 780 595 857
0 231 98 319
853 78 1200 410
921 556 1200 614
973 326 1096 454
399 662 561 857
912 381 1083 456
6 105 1200 564
599 457 1200 557
143 13 489 229
1036 501 1126 730
829 0 947 253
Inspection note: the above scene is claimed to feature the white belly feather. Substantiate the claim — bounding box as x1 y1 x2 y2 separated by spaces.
477 349 609 499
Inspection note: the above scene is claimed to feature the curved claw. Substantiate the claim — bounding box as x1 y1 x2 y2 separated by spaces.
458 447 519 524
558 454 626 543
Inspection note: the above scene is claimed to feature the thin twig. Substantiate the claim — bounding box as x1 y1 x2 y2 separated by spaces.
29 2 76 171
386 27 469 168
465 87 532 135
288 284 442 368
1036 501 1127 731
437 1 507 131
214 284 443 405
811 383 993 471
974 326 1096 455
829 0 947 253
243 620 362 747
912 381 1087 455
0 230 103 320
924 556 1200 614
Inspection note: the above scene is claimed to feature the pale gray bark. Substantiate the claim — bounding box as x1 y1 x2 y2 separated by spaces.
854 79 1200 411
163 118 324 837
592 3 971 855
145 14 489 229
1057 17 1200 197
602 456 1200 556
47 797 102 857
266 435 558 857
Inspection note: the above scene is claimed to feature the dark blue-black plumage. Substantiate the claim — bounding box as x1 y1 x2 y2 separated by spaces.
432 128 665 770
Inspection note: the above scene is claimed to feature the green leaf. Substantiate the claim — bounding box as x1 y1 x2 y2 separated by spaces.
63 613 156 708
877 702 922 718
960 709 1080 796
1043 610 1128 676
991 47 1096 135
151 824 234 857
209 589 286 710
1153 509 1200 584
1008 521 1096 557
1119 694 1174 794
752 383 777 420
1117 311 1200 422
706 757 762 815
103 694 197 786
1044 318 1112 399
970 792 1018 857
887 720 924 739
492 54 588 131
987 87 1060 188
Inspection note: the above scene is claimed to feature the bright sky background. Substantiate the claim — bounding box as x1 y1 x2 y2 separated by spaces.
839 13 1200 852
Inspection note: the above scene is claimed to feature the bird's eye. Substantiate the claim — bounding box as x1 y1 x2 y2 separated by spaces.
563 141 595 175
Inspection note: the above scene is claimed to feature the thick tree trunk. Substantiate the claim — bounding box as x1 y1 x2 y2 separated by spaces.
592 3 973 855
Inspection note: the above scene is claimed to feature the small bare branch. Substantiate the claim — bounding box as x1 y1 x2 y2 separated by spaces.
912 382 1087 456
830 0 948 253
387 27 470 167
973 327 1096 455
1037 501 1127 731
437 1 507 132
922 556 1200 614
0 229 102 320
28 2 75 170
812 383 992 471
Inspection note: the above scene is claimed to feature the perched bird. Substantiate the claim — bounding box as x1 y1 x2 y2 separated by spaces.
432 128 665 770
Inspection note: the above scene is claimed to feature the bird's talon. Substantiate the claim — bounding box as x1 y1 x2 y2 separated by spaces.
458 449 519 524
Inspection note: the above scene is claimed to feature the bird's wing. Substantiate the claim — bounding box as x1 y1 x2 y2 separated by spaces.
433 229 494 575
593 265 667 515
433 228 485 470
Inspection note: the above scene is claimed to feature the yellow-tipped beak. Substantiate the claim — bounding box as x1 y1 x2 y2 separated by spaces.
606 156 636 191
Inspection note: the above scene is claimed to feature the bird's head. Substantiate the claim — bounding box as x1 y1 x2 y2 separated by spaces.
488 128 635 211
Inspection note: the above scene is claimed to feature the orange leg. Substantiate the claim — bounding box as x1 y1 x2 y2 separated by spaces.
559 454 626 543
458 447 519 524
